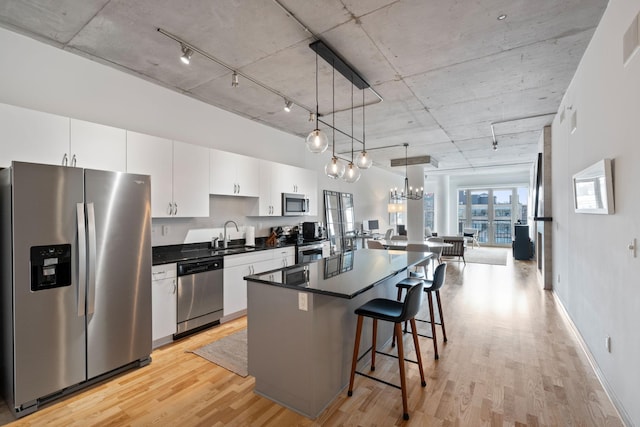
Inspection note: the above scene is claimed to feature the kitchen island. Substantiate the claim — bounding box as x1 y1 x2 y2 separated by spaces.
244 248 433 419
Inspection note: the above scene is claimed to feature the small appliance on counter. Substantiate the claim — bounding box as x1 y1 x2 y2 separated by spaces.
302 222 326 241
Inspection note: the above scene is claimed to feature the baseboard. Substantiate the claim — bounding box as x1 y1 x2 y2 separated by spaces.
551 291 632 426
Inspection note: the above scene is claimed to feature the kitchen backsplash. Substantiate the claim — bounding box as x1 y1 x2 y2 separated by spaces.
151 195 320 246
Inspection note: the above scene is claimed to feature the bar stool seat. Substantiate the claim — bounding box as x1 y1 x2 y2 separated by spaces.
348 282 426 421
395 263 448 360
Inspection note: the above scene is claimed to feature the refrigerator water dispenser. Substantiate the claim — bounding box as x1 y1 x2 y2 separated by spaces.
30 244 72 291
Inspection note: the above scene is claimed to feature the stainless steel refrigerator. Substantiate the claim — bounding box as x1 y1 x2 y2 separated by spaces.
0 161 152 417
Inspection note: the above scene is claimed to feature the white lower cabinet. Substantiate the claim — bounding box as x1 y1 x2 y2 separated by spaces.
223 247 295 318
152 264 177 347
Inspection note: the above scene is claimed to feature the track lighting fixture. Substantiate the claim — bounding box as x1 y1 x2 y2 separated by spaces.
180 44 193 65
492 139 498 151
231 71 239 87
308 112 315 122
284 99 293 112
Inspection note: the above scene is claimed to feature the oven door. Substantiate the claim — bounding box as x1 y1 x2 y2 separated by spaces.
297 244 324 264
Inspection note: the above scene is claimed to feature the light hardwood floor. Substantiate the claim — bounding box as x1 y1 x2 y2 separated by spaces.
1 251 624 426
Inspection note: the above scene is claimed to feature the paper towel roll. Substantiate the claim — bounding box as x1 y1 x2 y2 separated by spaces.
245 226 255 246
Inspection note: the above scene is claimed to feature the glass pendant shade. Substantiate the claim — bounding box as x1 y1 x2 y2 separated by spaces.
306 129 329 153
343 162 361 183
356 150 372 169
325 156 345 179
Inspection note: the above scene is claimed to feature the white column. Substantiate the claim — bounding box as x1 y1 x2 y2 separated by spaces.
435 175 450 235
406 165 425 240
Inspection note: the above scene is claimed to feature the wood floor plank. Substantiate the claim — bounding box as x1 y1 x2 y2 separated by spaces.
0 253 626 426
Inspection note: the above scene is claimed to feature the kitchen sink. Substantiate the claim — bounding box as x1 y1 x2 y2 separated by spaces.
212 246 256 256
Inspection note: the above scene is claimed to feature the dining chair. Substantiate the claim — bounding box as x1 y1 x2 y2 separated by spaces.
367 240 385 249
462 228 480 249
384 228 394 239
426 236 444 265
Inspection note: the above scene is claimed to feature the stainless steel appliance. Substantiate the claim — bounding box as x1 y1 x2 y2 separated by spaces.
296 240 330 264
0 161 152 418
175 256 223 338
302 221 325 240
282 193 309 216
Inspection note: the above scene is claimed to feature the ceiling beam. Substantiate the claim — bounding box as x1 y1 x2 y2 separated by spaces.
390 155 439 168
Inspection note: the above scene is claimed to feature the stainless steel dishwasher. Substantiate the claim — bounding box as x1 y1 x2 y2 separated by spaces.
175 256 223 338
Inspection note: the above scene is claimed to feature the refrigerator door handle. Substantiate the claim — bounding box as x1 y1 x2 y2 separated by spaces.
86 203 97 315
77 203 87 316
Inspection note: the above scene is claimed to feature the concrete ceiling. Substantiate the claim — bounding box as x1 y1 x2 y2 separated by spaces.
0 0 607 177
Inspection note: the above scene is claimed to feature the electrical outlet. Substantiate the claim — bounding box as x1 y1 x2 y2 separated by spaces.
605 336 612 353
298 292 308 311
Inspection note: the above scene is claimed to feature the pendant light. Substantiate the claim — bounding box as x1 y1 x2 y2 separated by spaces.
343 82 361 183
306 52 329 153
356 89 373 169
325 64 345 179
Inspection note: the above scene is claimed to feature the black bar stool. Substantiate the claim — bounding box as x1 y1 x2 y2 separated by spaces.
394 263 448 359
347 282 426 421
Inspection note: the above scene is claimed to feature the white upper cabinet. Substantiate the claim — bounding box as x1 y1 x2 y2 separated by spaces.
255 160 281 216
126 133 209 218
126 131 174 217
172 140 210 217
0 102 69 167
70 119 126 171
209 149 260 197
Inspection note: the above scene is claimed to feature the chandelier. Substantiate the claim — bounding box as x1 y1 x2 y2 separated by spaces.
390 143 424 201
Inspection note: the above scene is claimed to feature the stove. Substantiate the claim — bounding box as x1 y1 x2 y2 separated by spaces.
296 239 330 263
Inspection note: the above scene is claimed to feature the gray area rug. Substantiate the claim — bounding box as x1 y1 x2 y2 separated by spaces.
463 247 508 265
190 329 248 377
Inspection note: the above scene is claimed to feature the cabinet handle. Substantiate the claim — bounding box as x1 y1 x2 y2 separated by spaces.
62 153 68 166
173 202 178 216
167 203 173 215
71 154 77 167
172 279 177 294
237 184 240 194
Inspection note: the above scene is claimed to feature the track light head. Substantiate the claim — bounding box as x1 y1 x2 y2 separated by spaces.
231 71 239 87
284 99 293 112
492 140 498 151
180 44 193 65
308 112 316 122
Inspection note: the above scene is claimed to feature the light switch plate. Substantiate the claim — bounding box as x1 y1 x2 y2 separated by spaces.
298 292 308 311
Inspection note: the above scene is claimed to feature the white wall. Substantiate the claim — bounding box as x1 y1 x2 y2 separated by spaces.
0 26 403 246
551 0 640 424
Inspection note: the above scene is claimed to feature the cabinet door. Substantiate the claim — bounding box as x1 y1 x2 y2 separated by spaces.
258 160 278 215
210 149 238 196
223 264 252 316
0 102 69 167
297 167 318 216
152 276 177 343
126 131 173 217
172 141 209 217
236 154 260 197
151 264 177 345
70 119 126 172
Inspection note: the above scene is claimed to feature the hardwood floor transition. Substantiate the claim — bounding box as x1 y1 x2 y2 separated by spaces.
0 250 624 426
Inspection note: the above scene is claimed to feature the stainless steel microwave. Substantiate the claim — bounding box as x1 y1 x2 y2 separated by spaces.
282 193 309 216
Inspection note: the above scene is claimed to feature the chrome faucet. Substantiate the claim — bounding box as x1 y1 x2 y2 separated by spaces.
223 220 239 248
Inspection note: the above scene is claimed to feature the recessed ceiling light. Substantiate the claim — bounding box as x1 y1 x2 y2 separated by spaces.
231 71 239 87
284 99 293 112
497 14 507 21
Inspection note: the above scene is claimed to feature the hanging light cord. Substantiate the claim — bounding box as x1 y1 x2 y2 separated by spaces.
315 52 319 130
362 89 366 151
351 79 354 162
332 61 336 158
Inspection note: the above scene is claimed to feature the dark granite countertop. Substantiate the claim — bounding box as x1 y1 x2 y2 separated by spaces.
244 248 434 299
152 240 297 265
